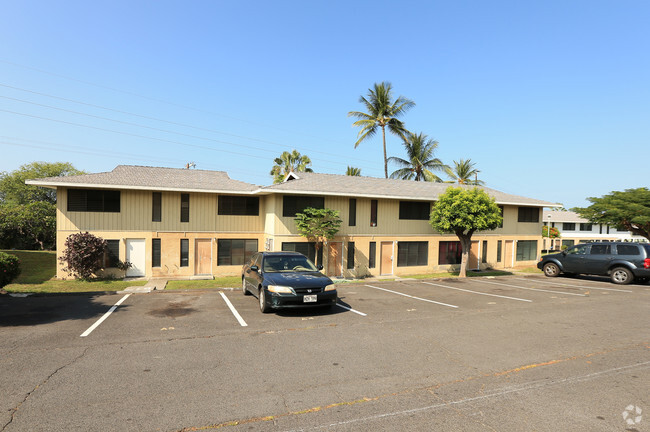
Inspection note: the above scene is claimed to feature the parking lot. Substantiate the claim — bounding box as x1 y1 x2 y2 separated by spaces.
1 274 649 432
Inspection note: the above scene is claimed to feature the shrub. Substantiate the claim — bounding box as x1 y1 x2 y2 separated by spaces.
0 251 21 288
58 232 107 279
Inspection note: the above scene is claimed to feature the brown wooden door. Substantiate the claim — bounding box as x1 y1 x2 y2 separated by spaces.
195 239 212 275
504 240 514 268
380 241 393 275
469 241 479 270
327 242 342 277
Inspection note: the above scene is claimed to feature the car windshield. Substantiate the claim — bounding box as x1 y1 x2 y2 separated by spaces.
263 255 318 273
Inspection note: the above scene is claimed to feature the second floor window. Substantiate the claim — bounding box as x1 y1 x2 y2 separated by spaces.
180 194 190 223
349 199 356 226
517 207 539 223
399 201 430 220
370 200 378 226
218 196 259 216
68 189 120 213
152 192 162 222
282 195 324 217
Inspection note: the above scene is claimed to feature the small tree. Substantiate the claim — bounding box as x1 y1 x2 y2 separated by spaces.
573 188 650 241
429 187 503 277
294 207 342 267
0 251 21 288
59 232 107 279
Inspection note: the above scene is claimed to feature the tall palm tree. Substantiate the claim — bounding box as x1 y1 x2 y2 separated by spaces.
446 159 485 185
345 166 361 176
270 150 313 184
348 82 415 178
388 132 448 182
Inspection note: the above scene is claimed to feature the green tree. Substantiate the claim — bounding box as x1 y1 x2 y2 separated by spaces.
429 187 502 278
388 132 448 182
346 166 361 176
270 150 313 184
445 159 484 185
0 161 84 205
348 82 415 178
0 202 56 250
573 188 650 241
294 207 342 267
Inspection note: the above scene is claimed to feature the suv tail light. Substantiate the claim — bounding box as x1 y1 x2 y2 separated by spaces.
645 258 650 269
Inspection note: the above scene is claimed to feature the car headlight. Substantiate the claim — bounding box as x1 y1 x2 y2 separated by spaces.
267 285 294 294
324 284 336 291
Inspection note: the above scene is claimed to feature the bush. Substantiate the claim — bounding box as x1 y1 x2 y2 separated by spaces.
0 251 21 288
58 232 107 279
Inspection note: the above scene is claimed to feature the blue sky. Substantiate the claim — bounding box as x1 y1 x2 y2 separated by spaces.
1 0 648 209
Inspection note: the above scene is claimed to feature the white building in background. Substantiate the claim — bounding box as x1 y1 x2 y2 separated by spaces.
543 210 648 250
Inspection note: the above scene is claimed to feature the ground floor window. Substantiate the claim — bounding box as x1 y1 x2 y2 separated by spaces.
152 238 161 268
516 240 537 261
482 241 488 263
282 242 323 265
347 242 355 269
180 239 189 267
439 241 462 265
497 240 502 262
218 239 257 266
104 239 119 268
562 240 575 249
397 241 428 267
369 242 376 268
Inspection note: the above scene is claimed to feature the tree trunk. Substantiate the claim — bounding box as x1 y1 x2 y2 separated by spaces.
458 235 472 278
381 125 388 178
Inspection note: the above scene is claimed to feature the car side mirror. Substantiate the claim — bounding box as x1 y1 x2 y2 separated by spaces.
250 265 259 272
317 265 323 271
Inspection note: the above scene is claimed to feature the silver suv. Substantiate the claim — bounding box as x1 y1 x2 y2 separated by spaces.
538 242 650 284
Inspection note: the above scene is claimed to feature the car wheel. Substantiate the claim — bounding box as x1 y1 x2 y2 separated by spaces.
543 262 560 277
611 267 633 285
242 277 250 295
259 287 270 313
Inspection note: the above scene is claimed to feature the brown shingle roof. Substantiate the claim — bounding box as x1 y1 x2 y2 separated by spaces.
262 172 558 207
26 165 259 194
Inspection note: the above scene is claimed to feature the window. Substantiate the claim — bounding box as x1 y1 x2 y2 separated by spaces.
218 196 259 216
348 199 356 226
579 223 593 231
68 189 120 212
562 240 575 248
563 223 576 231
180 194 190 223
397 241 428 267
369 242 376 268
482 241 488 263
516 240 537 261
218 239 258 265
347 242 355 269
566 244 588 255
617 244 640 256
439 241 462 265
152 238 161 267
590 244 611 255
104 240 119 268
180 239 189 267
399 201 430 220
370 200 378 226
496 240 502 263
282 195 324 217
517 207 539 223
152 192 161 222
282 242 323 265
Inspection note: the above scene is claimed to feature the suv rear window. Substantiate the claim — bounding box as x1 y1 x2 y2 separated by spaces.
617 244 640 255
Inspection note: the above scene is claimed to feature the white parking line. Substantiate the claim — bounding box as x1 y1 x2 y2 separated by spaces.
421 281 532 302
513 277 633 293
475 279 587 296
80 294 130 337
365 285 459 308
336 302 367 316
219 292 248 327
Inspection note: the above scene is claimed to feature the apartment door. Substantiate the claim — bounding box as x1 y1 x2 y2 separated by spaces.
327 242 342 277
380 241 393 275
504 240 515 268
125 239 145 277
468 241 480 270
195 239 212 275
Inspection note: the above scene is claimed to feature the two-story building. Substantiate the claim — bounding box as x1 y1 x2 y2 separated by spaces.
28 165 558 279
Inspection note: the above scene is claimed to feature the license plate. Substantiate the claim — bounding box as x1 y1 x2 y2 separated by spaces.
303 295 317 303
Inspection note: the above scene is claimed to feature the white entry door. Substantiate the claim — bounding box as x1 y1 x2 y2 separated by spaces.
126 239 146 277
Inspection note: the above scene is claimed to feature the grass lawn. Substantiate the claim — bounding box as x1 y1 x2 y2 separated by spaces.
166 277 241 290
1 249 147 294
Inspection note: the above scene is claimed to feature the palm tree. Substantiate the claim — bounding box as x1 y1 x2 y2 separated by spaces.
345 166 361 176
388 132 448 182
446 159 485 185
270 150 313 184
348 82 415 178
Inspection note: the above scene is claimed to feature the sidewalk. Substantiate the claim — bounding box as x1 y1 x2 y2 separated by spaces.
119 278 169 294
